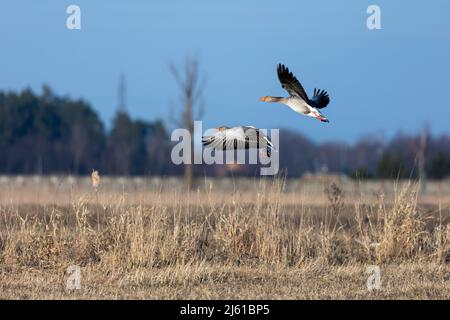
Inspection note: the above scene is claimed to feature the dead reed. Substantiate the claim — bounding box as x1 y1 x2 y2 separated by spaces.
0 177 449 298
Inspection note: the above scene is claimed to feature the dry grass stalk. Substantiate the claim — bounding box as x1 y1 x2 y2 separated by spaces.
91 170 100 191
0 177 449 299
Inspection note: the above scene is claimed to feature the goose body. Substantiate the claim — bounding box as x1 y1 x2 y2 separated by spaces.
260 64 331 123
284 97 311 114
202 126 276 157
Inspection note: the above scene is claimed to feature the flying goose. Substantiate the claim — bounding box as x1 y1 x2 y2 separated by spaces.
202 126 276 157
260 64 330 123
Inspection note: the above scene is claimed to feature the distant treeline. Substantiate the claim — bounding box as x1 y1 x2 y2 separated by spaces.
1 86 450 179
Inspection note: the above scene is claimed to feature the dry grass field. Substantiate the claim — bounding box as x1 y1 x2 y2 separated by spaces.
0 176 450 299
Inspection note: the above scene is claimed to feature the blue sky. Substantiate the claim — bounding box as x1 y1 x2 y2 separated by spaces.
1 1 449 143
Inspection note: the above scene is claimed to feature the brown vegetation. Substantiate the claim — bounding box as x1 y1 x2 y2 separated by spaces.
0 178 449 299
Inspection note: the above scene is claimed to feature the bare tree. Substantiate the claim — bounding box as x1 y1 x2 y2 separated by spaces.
71 122 87 173
170 57 205 190
418 125 429 193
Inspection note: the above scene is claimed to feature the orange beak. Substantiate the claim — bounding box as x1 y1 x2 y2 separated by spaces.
259 96 267 102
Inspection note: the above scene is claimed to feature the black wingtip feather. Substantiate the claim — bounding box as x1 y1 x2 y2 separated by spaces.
276 63 310 101
310 87 330 109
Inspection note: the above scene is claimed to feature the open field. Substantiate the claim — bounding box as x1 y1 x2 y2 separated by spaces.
1 176 450 299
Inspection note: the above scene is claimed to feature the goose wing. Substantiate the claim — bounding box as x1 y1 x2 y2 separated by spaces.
202 126 273 151
277 64 309 102
202 126 247 151
242 126 274 149
309 88 330 109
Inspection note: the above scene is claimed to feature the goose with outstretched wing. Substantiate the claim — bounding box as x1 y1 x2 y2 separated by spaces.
202 126 276 157
260 64 330 123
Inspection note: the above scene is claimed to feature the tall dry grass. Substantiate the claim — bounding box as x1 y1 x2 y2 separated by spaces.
0 178 449 278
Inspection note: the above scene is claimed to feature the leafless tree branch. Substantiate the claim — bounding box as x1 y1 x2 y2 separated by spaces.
169 56 206 190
